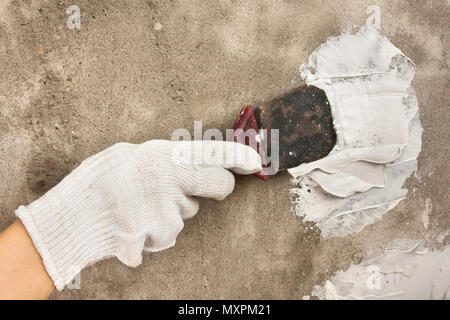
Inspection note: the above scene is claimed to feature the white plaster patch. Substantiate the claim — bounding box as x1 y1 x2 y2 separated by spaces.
289 27 423 238
311 239 450 300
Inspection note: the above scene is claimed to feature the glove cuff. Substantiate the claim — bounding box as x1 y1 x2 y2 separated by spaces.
14 174 127 291
16 205 68 290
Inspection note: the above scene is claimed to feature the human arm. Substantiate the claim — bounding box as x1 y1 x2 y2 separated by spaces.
0 220 54 299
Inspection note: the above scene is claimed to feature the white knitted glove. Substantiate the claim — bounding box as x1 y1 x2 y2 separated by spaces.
15 140 261 290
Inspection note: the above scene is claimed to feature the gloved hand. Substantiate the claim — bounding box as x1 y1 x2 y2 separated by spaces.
15 140 261 290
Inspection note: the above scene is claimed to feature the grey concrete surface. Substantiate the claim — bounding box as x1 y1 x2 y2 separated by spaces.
0 0 448 299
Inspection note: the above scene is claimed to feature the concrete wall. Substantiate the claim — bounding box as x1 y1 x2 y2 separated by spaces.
0 0 448 299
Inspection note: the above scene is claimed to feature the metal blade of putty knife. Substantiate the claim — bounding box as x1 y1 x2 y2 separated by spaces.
231 85 336 180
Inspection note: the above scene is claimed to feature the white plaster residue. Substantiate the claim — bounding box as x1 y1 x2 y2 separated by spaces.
437 230 450 245
289 27 423 238
311 240 450 300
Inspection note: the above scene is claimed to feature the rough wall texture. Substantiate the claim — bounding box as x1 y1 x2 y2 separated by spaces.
0 0 448 299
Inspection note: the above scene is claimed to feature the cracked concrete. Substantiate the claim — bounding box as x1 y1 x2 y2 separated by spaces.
0 0 448 299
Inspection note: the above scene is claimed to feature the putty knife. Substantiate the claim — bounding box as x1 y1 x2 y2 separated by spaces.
231 85 336 180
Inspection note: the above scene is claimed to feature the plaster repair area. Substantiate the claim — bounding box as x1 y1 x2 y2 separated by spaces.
290 27 423 239
312 238 450 300
289 27 448 300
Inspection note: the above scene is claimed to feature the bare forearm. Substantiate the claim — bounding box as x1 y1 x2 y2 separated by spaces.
0 220 54 299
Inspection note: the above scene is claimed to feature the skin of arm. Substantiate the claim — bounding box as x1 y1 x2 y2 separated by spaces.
0 220 54 299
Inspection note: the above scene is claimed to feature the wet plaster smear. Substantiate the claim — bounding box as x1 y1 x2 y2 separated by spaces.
311 239 450 300
289 27 423 239
288 27 450 299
